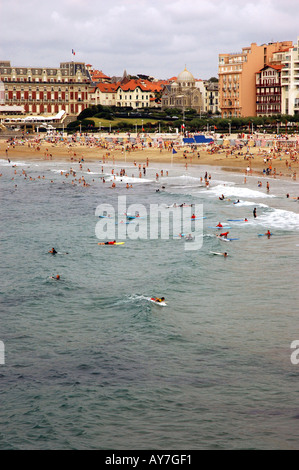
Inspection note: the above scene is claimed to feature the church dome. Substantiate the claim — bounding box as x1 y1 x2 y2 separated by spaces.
177 67 195 84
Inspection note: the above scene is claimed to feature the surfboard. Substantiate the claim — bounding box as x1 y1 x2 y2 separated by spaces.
208 226 231 229
149 298 167 307
190 216 206 220
210 251 228 256
227 219 248 222
98 242 125 245
258 233 272 237
217 236 239 242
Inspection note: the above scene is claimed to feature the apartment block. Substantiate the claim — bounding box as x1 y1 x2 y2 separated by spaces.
218 41 293 118
279 37 299 115
256 64 283 116
203 80 219 114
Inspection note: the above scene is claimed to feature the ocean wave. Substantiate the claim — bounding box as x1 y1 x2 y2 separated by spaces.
0 159 30 167
256 208 299 230
162 175 205 185
104 175 153 183
205 184 275 199
230 201 269 207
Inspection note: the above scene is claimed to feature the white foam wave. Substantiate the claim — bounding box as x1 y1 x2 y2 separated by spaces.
105 175 153 183
0 159 30 167
232 201 269 208
163 175 204 185
206 184 274 199
257 208 299 230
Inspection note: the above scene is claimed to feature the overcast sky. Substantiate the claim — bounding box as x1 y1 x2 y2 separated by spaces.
0 0 298 80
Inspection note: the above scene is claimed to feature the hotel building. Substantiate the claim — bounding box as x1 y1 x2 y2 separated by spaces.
0 61 91 116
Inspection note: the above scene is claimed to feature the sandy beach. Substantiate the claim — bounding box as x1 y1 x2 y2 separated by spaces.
0 133 298 180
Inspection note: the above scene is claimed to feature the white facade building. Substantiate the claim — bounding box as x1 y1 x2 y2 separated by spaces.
278 37 299 115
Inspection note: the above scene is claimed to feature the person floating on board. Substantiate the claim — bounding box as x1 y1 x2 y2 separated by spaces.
219 194 225 200
105 240 116 245
220 231 229 238
216 222 223 227
49 247 57 255
153 297 165 303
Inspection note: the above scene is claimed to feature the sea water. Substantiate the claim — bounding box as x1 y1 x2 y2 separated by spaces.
0 156 299 450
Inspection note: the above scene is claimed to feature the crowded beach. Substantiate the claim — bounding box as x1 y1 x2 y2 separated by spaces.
0 131 298 185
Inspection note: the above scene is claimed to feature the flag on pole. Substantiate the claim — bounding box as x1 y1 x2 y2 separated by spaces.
72 49 75 55
172 148 177 154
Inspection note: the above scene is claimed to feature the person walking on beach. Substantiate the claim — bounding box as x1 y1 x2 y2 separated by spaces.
266 181 270 192
253 208 257 218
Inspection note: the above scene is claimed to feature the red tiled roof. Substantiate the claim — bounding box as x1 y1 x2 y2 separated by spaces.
93 78 164 94
258 64 284 72
96 83 118 93
92 70 111 80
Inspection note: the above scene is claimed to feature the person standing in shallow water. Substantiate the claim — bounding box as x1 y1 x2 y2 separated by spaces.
253 208 257 218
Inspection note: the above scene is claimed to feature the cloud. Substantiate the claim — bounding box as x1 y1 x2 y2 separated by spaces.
0 0 298 80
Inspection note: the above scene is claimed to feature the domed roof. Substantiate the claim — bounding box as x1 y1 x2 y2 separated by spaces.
177 67 195 83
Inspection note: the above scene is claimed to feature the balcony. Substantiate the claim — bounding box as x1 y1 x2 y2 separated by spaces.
257 90 281 96
256 80 281 87
256 98 281 104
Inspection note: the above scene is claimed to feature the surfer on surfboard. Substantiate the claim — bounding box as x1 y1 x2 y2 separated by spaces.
152 297 165 303
220 231 229 238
